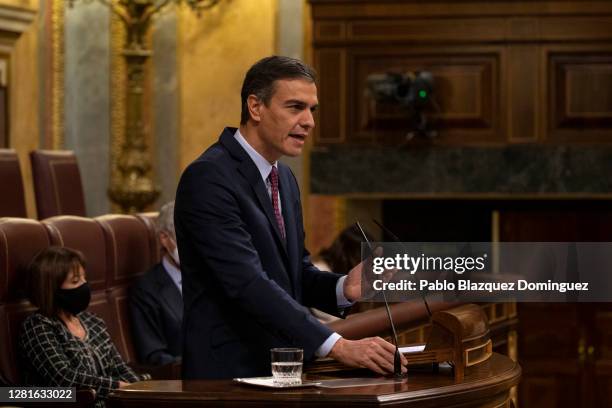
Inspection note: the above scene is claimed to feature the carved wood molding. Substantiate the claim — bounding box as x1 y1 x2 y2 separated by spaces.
309 0 612 146
0 4 35 41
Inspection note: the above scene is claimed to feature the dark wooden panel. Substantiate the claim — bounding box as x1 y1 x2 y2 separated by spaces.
310 0 612 148
499 209 612 242
540 16 612 42
596 312 612 360
314 21 346 41
0 87 7 148
519 303 581 360
594 362 612 408
520 375 579 408
592 306 612 408
314 49 345 144
347 18 506 43
310 1 612 20
548 50 612 142
508 46 539 142
340 16 612 44
498 208 612 408
347 48 502 144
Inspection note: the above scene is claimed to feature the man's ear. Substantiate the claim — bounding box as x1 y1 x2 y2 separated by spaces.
247 94 263 123
159 231 171 253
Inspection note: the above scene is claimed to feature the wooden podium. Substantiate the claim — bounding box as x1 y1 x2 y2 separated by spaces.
107 353 520 408
309 304 493 382
108 304 519 407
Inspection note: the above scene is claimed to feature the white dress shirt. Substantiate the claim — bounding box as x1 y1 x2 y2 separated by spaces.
162 256 182 295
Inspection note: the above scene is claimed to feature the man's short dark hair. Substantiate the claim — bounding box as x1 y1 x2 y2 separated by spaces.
240 56 317 125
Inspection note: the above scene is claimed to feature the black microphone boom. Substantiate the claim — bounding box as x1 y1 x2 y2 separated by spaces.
372 219 433 318
355 221 404 378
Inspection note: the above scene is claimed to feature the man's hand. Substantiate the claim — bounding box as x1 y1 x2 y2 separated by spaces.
328 337 408 375
343 261 365 302
344 247 395 302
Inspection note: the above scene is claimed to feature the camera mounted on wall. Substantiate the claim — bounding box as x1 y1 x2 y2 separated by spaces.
366 71 438 141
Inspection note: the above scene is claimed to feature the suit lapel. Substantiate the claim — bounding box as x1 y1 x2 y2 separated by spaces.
237 160 288 253
221 129 289 259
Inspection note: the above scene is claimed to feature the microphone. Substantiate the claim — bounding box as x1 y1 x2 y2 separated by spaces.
372 219 432 318
355 221 404 378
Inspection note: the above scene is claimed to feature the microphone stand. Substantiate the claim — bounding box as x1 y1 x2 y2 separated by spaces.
374 219 459 373
355 221 404 378
372 219 432 318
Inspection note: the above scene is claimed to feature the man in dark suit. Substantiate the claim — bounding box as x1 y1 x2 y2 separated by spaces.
175 56 406 379
130 201 183 365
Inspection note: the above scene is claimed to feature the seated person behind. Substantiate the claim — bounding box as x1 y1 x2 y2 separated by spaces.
19 247 143 408
313 225 372 275
129 201 182 365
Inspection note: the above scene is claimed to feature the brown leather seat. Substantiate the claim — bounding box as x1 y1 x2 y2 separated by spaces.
0 216 97 408
99 214 181 379
30 150 86 219
96 214 154 288
40 215 123 362
0 218 50 384
135 212 161 265
0 149 27 217
0 215 154 400
95 215 156 364
42 216 108 292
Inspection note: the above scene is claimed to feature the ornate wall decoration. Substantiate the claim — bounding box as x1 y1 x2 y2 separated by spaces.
50 0 65 150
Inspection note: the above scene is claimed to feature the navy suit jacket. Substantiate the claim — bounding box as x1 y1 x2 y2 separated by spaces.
129 262 183 365
175 127 343 379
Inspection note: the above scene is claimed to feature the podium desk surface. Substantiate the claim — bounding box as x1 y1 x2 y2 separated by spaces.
108 353 520 408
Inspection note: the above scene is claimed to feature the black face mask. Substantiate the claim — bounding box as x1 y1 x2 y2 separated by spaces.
56 282 91 315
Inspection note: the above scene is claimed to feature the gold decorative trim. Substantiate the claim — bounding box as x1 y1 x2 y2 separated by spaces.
110 12 126 212
144 27 154 171
51 0 64 149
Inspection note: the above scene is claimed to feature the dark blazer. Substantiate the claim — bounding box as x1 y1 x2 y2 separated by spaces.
129 262 183 365
175 127 343 379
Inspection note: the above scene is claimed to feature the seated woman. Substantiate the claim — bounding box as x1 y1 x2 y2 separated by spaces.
19 246 144 407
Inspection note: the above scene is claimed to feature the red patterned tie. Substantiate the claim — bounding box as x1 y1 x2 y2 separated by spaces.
269 166 286 240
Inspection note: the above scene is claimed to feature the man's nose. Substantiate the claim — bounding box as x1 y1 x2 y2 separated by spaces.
300 109 315 130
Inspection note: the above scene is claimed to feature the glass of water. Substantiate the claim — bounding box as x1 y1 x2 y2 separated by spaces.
271 347 303 385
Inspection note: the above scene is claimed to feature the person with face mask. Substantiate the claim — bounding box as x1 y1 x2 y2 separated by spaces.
129 201 183 366
19 246 143 408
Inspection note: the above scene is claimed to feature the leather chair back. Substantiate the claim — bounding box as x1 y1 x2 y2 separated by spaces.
96 214 156 362
0 218 50 384
30 150 86 219
95 215 153 288
42 216 108 292
107 286 135 363
0 218 51 302
0 149 27 217
135 212 161 265
40 215 124 362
